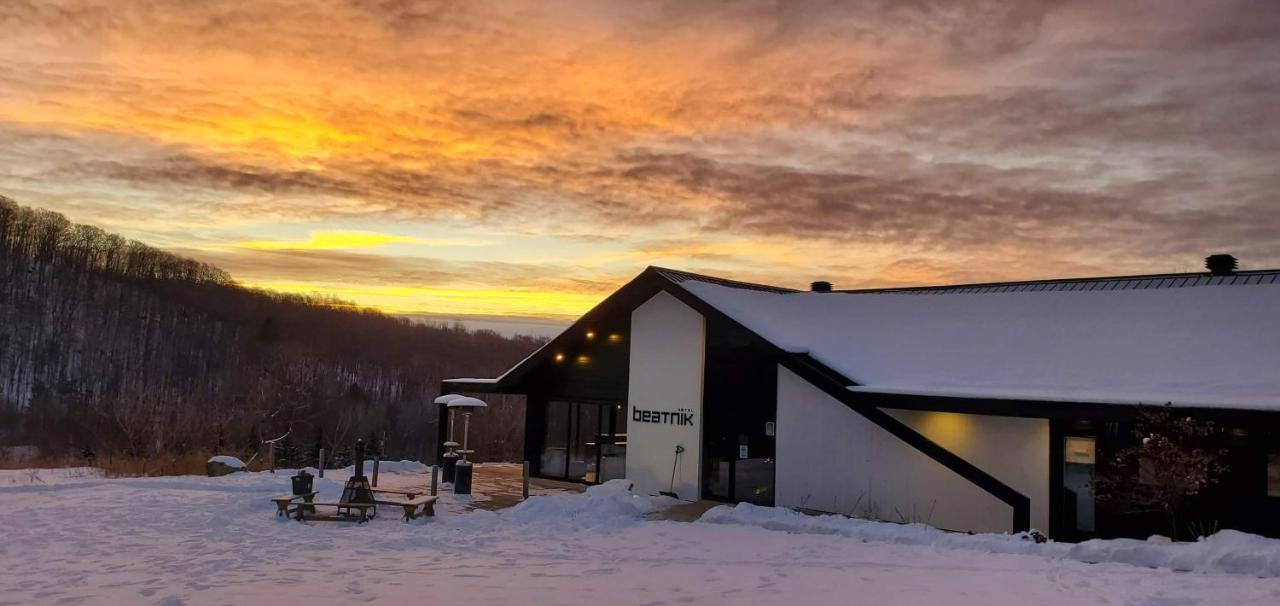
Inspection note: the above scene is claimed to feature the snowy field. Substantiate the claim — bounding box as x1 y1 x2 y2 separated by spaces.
2 467 1280 605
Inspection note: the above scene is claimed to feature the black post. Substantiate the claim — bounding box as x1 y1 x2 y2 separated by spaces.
354 439 366 479
434 386 451 466
522 460 530 500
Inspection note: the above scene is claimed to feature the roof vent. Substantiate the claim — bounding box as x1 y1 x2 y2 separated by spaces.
1205 254 1238 276
810 281 832 293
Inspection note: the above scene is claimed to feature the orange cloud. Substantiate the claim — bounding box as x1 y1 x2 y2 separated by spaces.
236 231 489 251
1 0 1278 321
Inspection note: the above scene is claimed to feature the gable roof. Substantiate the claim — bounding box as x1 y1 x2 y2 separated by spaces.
448 265 1280 411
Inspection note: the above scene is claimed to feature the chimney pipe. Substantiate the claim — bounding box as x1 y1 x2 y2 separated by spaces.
810 281 832 293
1205 254 1238 277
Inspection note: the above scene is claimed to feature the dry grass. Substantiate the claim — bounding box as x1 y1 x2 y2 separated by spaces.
0 456 84 470
0 453 268 477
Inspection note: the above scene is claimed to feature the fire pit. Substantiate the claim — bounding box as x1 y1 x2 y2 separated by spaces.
339 439 377 518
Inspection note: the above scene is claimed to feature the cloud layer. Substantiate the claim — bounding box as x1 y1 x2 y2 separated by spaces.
1 0 1277 321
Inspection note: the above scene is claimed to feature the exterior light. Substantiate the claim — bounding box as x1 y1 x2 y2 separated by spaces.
585 330 596 340
575 354 591 365
554 352 565 363
607 333 623 344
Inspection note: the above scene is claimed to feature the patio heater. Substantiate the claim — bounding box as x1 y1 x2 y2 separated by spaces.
434 393 464 483
447 396 487 495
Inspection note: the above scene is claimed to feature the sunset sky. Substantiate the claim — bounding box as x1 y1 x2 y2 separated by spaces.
2 1 1277 333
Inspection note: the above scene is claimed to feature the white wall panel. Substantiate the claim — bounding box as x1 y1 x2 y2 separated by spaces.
625 291 704 499
776 366 1049 533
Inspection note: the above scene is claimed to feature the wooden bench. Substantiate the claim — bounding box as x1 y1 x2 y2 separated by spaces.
270 492 317 517
293 501 376 523
398 495 438 521
373 487 426 499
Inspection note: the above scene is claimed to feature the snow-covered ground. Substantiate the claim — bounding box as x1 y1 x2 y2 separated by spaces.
2 468 1279 605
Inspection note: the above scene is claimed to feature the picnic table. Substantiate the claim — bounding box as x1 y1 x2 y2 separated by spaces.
271 488 436 523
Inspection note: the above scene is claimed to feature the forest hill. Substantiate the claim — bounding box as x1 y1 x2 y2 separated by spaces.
0 197 544 467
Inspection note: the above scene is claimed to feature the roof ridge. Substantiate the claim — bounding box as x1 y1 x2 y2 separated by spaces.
648 266 798 293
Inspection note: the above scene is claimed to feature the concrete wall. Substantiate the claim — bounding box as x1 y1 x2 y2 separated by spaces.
625 291 705 500
775 366 1049 533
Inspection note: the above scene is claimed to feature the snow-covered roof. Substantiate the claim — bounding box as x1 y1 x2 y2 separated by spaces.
679 272 1280 411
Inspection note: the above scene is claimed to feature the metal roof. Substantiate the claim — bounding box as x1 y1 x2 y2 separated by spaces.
840 269 1280 295
653 266 1280 296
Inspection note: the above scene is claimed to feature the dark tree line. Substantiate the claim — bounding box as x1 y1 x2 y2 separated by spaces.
0 196 541 465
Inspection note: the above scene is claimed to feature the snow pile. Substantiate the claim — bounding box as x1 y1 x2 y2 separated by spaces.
207 455 246 468
699 503 1280 577
1065 530 1280 577
0 467 102 485
504 479 676 528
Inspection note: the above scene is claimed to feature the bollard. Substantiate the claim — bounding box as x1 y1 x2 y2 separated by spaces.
454 460 473 495
430 464 439 496
318 448 326 478
372 458 380 487
442 450 458 484
522 460 530 500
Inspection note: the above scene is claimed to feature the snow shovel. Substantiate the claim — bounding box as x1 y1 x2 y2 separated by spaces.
659 444 685 498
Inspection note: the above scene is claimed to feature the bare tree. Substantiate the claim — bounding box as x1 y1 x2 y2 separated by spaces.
1092 405 1229 540
0 197 544 464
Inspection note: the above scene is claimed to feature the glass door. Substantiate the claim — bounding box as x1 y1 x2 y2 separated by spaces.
599 403 627 482
540 401 570 478
1062 436 1097 537
568 402 600 482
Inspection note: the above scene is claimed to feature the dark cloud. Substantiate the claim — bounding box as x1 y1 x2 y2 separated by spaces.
609 150 1280 268
60 156 362 197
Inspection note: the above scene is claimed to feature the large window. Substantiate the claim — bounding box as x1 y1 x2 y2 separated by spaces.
539 401 626 483
569 403 601 482
540 401 570 478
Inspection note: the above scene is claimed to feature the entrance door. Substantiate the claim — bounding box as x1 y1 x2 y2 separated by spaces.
704 417 775 505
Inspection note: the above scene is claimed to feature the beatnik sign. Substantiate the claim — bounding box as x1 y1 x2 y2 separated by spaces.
632 406 695 426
